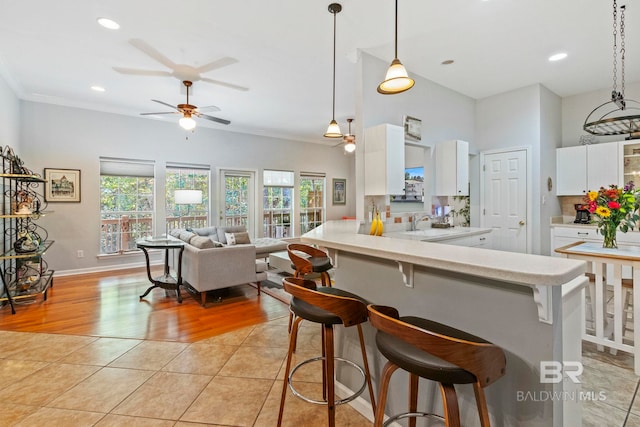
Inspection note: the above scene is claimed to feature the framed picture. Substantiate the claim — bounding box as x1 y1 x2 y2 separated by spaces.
44 168 81 202
404 115 422 141
332 178 346 205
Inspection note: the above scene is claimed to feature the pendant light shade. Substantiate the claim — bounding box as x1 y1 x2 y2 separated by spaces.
324 3 343 138
377 0 414 95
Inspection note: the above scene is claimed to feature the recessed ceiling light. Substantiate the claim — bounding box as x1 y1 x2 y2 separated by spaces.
91 86 105 92
441 59 454 65
548 52 568 62
97 17 120 30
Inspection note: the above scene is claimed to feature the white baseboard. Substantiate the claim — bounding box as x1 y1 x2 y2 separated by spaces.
54 260 162 277
336 381 400 427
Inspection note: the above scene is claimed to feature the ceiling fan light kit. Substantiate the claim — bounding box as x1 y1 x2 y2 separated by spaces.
324 3 343 139
343 118 356 152
583 1 640 140
377 0 414 95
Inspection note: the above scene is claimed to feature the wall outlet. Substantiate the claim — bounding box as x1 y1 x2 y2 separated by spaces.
77 250 84 258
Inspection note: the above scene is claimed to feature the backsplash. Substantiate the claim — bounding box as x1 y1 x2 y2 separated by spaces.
560 195 587 217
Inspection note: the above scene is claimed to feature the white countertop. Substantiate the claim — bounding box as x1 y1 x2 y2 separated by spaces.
384 226 491 242
302 220 586 287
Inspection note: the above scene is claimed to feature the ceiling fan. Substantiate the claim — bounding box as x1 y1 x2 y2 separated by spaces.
334 118 356 152
113 39 249 92
140 80 230 129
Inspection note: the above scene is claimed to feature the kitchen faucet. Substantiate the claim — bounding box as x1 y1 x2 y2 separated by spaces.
411 213 431 231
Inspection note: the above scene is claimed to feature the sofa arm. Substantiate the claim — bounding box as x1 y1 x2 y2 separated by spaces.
179 244 258 293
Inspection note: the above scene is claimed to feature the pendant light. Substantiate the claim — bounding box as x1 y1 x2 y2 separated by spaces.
583 1 640 140
344 118 356 153
324 3 343 138
377 0 414 95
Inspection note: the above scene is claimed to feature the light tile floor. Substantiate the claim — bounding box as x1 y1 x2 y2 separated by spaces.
0 316 372 427
1 307 640 425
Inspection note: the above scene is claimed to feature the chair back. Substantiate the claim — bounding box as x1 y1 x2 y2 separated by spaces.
367 304 506 388
287 243 330 276
283 277 368 327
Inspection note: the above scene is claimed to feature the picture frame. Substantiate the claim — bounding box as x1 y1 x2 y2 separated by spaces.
44 168 81 202
404 115 422 141
332 178 346 205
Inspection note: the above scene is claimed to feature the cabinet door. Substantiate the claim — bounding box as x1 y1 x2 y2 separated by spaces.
364 124 404 195
556 146 587 195
587 142 620 191
435 140 469 196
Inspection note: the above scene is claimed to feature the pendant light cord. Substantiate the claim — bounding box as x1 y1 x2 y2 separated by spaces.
331 9 337 120
394 0 398 59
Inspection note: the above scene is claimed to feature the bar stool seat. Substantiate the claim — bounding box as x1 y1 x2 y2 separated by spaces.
368 304 506 427
287 243 333 287
278 277 376 427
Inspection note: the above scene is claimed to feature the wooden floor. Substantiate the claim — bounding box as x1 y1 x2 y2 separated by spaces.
0 267 290 342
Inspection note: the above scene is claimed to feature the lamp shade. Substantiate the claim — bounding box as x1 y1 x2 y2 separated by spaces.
175 189 203 204
377 59 415 94
344 141 356 153
179 116 196 130
324 119 343 138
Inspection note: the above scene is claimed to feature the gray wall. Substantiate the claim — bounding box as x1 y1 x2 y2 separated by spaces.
0 73 20 152
17 101 355 274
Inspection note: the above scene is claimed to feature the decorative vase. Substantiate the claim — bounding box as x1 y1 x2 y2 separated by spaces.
601 222 618 249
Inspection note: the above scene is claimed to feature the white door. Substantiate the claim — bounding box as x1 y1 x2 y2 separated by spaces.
219 169 255 235
481 149 528 253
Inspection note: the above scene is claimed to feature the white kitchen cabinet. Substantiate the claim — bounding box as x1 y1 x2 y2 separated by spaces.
364 124 405 195
556 142 620 195
434 140 469 196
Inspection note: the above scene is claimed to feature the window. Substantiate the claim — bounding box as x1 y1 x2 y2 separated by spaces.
166 164 210 230
263 170 294 238
299 173 325 234
100 158 154 254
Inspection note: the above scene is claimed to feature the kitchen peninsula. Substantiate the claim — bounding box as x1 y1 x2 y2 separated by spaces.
302 220 588 427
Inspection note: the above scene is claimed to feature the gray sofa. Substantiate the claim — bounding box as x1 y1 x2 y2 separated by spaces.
168 227 274 306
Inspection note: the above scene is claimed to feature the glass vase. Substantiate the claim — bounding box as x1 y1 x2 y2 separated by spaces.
601 222 618 249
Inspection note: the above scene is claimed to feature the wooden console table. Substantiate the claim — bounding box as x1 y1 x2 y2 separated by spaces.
556 241 640 374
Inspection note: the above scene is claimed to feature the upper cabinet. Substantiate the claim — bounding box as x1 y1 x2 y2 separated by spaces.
621 141 640 186
364 124 405 196
434 140 469 196
556 142 619 195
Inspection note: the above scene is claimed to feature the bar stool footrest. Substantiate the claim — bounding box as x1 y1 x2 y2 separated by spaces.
288 356 366 406
383 411 445 427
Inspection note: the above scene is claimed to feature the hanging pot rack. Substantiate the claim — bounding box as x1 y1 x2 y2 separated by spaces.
583 2 640 140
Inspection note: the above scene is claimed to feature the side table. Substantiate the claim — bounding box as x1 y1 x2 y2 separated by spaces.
136 237 185 303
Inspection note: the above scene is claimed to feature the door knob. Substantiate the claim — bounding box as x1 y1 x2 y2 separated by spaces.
519 220 525 226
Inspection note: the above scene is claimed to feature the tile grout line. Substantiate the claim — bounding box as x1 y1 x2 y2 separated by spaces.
623 379 640 426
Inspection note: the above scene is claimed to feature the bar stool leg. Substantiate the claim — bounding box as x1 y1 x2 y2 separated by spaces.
357 324 377 414
374 361 400 427
439 383 461 427
278 315 303 426
408 373 419 427
473 382 491 427
324 323 336 427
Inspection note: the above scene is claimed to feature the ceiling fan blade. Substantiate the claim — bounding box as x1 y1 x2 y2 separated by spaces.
151 99 179 110
332 141 344 148
201 77 249 92
195 105 221 113
129 39 177 70
198 113 231 125
196 57 238 73
140 112 177 116
112 67 173 77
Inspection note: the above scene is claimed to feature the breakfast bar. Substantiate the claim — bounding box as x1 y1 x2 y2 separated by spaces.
302 220 588 427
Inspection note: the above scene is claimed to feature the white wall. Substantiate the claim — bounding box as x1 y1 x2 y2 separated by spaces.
562 81 640 146
19 101 355 273
0 72 20 152
355 52 476 220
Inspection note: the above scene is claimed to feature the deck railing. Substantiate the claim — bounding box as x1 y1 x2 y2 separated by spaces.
100 215 208 254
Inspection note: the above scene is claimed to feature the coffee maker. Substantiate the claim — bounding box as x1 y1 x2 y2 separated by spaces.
574 204 591 224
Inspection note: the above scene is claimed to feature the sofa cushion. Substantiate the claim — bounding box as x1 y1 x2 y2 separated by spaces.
190 235 215 249
191 226 218 237
225 231 251 245
178 230 196 243
253 237 288 255
207 236 225 247
217 226 247 244
169 229 184 238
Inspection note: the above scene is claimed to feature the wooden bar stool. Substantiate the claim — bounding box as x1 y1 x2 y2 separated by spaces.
277 277 376 427
367 304 506 427
287 243 333 287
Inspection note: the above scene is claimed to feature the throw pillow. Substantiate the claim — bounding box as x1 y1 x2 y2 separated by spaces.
217 226 247 244
191 226 218 236
189 235 215 249
225 231 251 245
